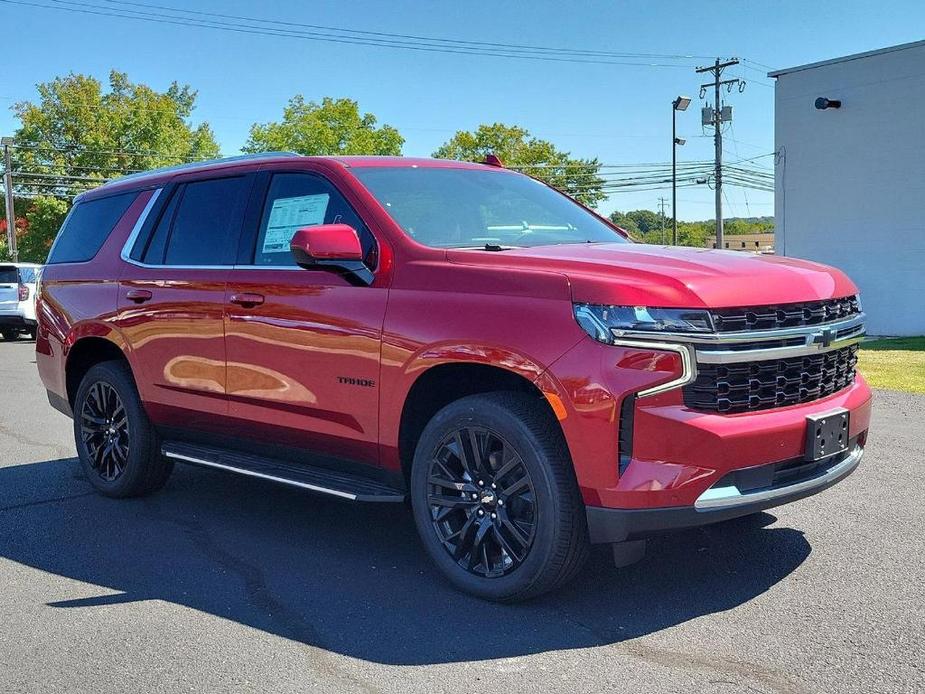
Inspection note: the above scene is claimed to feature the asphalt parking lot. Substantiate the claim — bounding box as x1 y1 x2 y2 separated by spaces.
0 340 922 694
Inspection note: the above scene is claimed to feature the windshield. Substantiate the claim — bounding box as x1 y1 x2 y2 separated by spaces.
351 167 628 249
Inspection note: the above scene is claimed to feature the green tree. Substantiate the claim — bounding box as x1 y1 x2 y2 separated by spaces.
20 197 70 262
0 196 71 263
609 209 664 236
243 96 404 156
11 70 220 197
433 123 607 207
608 211 640 236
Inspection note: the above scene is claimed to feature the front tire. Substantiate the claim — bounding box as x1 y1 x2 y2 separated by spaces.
73 360 173 497
411 392 589 602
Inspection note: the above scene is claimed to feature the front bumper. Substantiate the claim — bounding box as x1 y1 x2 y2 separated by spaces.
586 443 863 543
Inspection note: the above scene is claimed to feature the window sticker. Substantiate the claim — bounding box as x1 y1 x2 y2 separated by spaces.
262 194 330 254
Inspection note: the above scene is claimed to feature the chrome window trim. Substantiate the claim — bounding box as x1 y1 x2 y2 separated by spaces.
694 444 863 510
120 187 162 265
611 339 697 398
118 184 377 274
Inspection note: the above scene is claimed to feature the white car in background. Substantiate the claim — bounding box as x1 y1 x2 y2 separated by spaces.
0 262 41 341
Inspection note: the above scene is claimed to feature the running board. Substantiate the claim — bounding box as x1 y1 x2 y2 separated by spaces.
161 442 406 503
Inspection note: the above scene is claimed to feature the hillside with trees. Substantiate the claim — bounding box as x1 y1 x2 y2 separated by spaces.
609 210 773 246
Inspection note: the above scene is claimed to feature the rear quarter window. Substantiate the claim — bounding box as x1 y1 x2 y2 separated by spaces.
47 192 138 264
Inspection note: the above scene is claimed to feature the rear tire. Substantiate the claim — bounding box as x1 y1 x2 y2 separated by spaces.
410 392 589 602
1 330 18 341
73 360 173 497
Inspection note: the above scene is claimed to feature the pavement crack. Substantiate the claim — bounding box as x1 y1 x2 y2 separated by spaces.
0 490 97 513
0 421 69 453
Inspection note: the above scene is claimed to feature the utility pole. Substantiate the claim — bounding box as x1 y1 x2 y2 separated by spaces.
657 197 669 245
1 137 15 263
695 58 742 251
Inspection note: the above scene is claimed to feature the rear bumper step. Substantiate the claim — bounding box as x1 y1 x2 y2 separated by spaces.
162 442 406 503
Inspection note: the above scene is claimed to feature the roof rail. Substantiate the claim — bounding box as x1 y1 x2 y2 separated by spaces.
102 151 302 187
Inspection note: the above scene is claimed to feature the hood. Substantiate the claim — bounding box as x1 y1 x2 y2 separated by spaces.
445 243 858 308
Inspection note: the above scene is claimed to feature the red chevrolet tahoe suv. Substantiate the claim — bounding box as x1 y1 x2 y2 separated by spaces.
36 153 871 601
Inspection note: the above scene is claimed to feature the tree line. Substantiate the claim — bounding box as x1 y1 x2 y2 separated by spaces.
1 70 769 262
609 210 774 247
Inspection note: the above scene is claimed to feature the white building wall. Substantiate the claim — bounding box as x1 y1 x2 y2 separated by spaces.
773 43 925 336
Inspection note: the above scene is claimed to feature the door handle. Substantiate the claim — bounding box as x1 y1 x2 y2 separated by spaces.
229 292 265 307
125 289 153 303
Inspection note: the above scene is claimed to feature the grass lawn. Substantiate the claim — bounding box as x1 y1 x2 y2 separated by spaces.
857 336 925 394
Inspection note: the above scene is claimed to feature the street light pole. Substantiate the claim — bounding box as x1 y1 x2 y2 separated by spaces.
671 96 690 246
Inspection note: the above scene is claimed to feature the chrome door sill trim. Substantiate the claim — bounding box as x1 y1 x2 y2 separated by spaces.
164 450 358 501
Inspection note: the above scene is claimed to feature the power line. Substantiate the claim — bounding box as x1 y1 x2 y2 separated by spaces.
11 142 213 161
741 57 776 71
2 0 702 68
100 0 715 61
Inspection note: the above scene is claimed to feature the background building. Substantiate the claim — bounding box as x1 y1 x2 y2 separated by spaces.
771 41 925 336
705 233 775 253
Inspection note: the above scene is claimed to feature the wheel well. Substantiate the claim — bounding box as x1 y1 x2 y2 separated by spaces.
398 363 562 482
65 337 129 407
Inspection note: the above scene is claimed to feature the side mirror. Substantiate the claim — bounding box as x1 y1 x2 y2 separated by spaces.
289 224 373 285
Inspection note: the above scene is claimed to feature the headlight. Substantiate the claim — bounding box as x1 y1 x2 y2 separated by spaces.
574 303 714 344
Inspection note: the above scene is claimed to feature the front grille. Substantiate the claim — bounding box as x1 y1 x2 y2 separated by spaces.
711 296 860 332
683 344 859 413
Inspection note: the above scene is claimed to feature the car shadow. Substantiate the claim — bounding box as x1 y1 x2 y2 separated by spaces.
0 457 811 665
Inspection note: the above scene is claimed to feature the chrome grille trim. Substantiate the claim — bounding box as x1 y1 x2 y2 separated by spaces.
611 313 865 348
610 339 697 398
610 299 865 412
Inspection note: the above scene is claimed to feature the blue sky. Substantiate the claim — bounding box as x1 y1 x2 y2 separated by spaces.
1 0 923 219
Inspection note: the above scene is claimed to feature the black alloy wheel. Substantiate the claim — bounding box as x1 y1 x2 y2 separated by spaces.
427 426 537 577
411 392 589 602
79 381 130 481
73 360 173 498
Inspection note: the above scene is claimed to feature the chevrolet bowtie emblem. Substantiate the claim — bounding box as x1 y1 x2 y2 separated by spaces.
812 327 837 348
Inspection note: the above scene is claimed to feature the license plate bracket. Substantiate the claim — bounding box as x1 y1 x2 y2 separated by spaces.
805 409 850 462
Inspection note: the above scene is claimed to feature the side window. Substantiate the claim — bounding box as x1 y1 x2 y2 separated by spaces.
252 173 374 267
47 192 137 264
135 177 249 266
165 177 249 266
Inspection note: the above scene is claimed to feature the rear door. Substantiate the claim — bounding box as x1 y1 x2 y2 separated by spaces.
223 170 387 466
0 265 17 315
115 174 254 434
